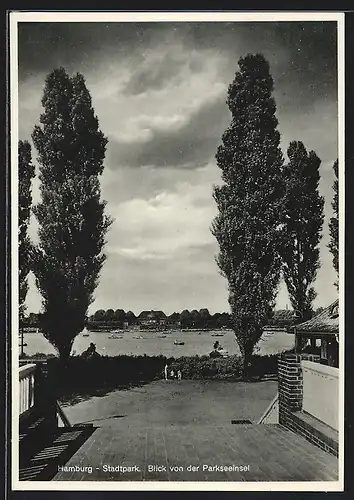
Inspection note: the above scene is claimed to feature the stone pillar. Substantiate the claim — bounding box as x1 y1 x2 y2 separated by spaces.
278 353 303 428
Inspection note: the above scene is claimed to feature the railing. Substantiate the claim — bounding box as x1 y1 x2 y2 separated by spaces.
19 364 36 415
301 359 339 431
258 394 279 424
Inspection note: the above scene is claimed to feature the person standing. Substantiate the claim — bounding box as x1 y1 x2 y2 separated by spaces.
164 364 168 380
177 370 182 381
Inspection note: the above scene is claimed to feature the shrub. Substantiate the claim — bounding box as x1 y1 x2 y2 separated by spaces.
168 355 244 380
251 348 294 377
20 352 56 360
44 354 172 399
36 350 293 402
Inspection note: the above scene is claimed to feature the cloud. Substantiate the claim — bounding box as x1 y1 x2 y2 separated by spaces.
106 90 229 169
20 20 339 314
122 45 187 96
86 42 230 170
115 113 192 144
107 174 217 261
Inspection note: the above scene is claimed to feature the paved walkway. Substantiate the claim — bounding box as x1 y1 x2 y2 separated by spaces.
61 379 278 427
53 380 338 482
54 423 337 482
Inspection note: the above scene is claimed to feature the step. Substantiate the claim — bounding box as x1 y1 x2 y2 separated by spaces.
20 416 59 467
20 407 57 433
288 411 339 456
19 463 49 481
20 402 74 467
19 426 95 481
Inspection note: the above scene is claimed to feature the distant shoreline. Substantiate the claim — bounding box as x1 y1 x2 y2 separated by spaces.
21 325 293 334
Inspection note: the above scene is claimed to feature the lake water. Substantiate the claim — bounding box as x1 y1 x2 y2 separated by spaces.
19 328 295 358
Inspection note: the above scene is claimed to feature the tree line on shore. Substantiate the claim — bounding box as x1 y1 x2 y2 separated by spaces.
19 54 339 377
22 306 325 331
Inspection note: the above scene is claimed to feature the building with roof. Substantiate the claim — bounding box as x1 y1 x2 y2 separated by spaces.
137 310 167 330
292 299 339 368
263 309 297 332
260 299 341 455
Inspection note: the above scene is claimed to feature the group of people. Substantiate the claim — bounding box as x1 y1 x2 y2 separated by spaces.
164 364 182 381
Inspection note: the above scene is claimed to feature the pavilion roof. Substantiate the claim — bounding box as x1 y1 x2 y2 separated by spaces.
293 299 339 335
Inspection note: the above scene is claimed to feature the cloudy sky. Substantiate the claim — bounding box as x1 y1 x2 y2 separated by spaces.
17 19 339 316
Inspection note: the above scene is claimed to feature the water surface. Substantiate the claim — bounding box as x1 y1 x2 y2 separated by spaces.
20 328 295 358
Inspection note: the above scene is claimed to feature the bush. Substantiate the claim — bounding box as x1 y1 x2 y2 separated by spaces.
168 349 295 380
168 355 243 380
37 349 294 402
20 352 56 360
44 354 172 399
251 348 294 377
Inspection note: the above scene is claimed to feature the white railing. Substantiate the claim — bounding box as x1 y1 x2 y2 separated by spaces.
301 360 339 431
19 364 36 415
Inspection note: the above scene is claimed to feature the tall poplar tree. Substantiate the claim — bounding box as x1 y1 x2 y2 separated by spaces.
19 140 35 320
211 54 284 377
32 68 112 361
280 141 324 322
328 159 339 288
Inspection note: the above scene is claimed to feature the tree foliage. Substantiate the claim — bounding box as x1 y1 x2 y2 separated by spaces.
190 309 200 327
126 310 137 325
328 159 339 288
32 68 112 361
280 141 324 322
211 54 284 376
114 309 126 323
93 309 106 322
105 309 115 322
19 140 35 320
180 309 191 329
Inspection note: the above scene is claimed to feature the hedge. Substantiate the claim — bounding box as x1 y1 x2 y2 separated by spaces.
25 349 293 403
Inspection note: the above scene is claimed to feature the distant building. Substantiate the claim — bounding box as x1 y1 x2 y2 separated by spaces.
267 309 297 328
138 310 167 330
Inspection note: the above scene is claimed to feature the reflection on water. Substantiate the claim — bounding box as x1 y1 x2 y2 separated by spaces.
20 329 295 358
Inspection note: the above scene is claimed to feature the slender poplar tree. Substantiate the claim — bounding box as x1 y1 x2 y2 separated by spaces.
32 68 112 362
328 159 339 288
280 141 324 322
211 54 284 377
19 140 35 320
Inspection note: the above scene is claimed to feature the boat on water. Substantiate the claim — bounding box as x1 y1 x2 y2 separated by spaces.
133 335 146 339
263 331 275 337
108 334 123 339
174 340 185 345
211 333 224 337
156 335 166 338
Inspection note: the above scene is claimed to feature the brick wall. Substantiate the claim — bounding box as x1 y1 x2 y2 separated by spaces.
278 352 338 457
278 353 303 426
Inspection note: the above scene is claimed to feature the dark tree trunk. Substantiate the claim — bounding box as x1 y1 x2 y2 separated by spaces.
57 342 72 365
240 342 253 381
